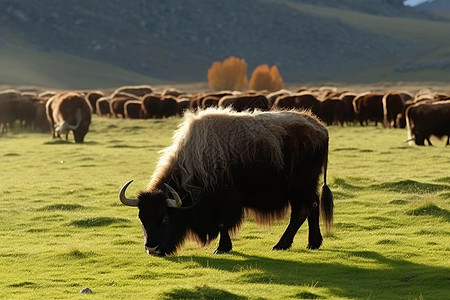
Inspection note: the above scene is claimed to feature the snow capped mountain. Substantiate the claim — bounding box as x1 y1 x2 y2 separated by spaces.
404 0 433 7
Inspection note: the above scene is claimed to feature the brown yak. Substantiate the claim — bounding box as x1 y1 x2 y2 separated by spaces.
46 92 92 143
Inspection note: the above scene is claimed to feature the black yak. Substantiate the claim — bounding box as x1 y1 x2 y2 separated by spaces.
119 108 333 256
406 100 450 146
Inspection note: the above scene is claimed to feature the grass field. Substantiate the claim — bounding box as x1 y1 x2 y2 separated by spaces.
1 114 449 299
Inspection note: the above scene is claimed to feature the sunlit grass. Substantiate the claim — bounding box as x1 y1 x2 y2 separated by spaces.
0 115 449 299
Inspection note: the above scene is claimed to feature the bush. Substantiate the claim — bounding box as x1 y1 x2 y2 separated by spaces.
249 64 284 92
207 56 248 91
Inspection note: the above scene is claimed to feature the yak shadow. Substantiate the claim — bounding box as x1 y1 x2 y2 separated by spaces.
168 250 450 299
162 285 248 300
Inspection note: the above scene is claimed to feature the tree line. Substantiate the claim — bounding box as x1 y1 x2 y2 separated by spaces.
207 56 283 92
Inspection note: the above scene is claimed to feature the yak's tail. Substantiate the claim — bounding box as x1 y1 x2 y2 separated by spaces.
405 107 415 146
321 143 334 233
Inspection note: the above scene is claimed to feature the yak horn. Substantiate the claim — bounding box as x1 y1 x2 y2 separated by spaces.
67 109 82 130
404 138 415 143
164 183 182 208
119 180 139 207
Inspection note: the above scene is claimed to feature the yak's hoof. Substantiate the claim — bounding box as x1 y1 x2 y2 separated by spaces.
307 241 322 250
213 249 230 254
271 244 291 251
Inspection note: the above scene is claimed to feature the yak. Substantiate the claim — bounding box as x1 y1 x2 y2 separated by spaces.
218 94 270 112
141 94 178 118
96 97 111 117
382 91 413 128
272 93 322 118
119 108 334 256
353 92 384 126
46 92 92 143
406 100 450 146
110 85 153 98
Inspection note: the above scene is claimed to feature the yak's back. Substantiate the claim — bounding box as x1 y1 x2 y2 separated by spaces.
150 108 328 190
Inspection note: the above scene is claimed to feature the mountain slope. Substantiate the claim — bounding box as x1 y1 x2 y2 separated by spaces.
0 0 449 89
417 0 450 14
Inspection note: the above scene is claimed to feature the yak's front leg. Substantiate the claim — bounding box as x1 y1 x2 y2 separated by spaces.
213 225 232 254
272 205 309 250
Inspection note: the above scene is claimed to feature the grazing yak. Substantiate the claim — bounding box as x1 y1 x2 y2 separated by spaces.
46 92 92 143
0 91 23 132
85 91 104 114
141 94 178 118
189 91 234 110
201 95 221 108
406 100 450 146
320 97 346 126
109 97 134 118
218 94 270 112
353 92 384 126
0 91 47 132
110 85 153 98
339 92 357 125
119 108 334 256
382 91 413 128
124 100 144 119
176 97 191 116
272 93 322 118
96 97 111 117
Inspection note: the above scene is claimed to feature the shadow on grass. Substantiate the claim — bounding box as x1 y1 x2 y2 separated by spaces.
43 140 99 145
68 217 130 227
3 152 20 156
371 179 448 194
168 250 450 299
8 281 37 288
407 204 450 222
162 285 248 300
43 139 73 145
330 178 362 190
38 203 85 211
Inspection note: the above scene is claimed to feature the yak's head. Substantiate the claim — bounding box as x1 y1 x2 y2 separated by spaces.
119 180 186 256
55 109 83 136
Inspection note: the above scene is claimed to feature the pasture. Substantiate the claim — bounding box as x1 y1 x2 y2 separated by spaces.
1 114 449 299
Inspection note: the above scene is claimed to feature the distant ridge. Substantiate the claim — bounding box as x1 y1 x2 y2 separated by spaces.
416 0 450 12
0 0 449 89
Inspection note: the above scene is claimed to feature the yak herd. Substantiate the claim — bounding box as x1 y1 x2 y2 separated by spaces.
0 84 449 145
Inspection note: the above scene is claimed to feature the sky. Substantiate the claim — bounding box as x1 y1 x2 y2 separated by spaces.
403 0 433 6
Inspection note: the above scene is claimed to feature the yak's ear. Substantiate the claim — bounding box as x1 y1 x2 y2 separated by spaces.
164 183 182 207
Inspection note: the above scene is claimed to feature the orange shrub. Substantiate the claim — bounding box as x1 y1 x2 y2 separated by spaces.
249 64 284 92
207 56 248 91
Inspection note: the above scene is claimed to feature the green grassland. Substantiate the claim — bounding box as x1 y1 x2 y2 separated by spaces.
1 114 449 299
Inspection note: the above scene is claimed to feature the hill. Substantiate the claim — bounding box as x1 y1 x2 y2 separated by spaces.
0 0 449 89
417 0 450 14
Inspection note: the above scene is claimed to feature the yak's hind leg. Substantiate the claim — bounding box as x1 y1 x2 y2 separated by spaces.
272 184 322 251
306 198 322 249
272 204 308 250
214 225 232 254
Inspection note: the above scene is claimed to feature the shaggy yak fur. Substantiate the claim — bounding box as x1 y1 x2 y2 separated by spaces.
120 108 334 256
406 100 450 146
